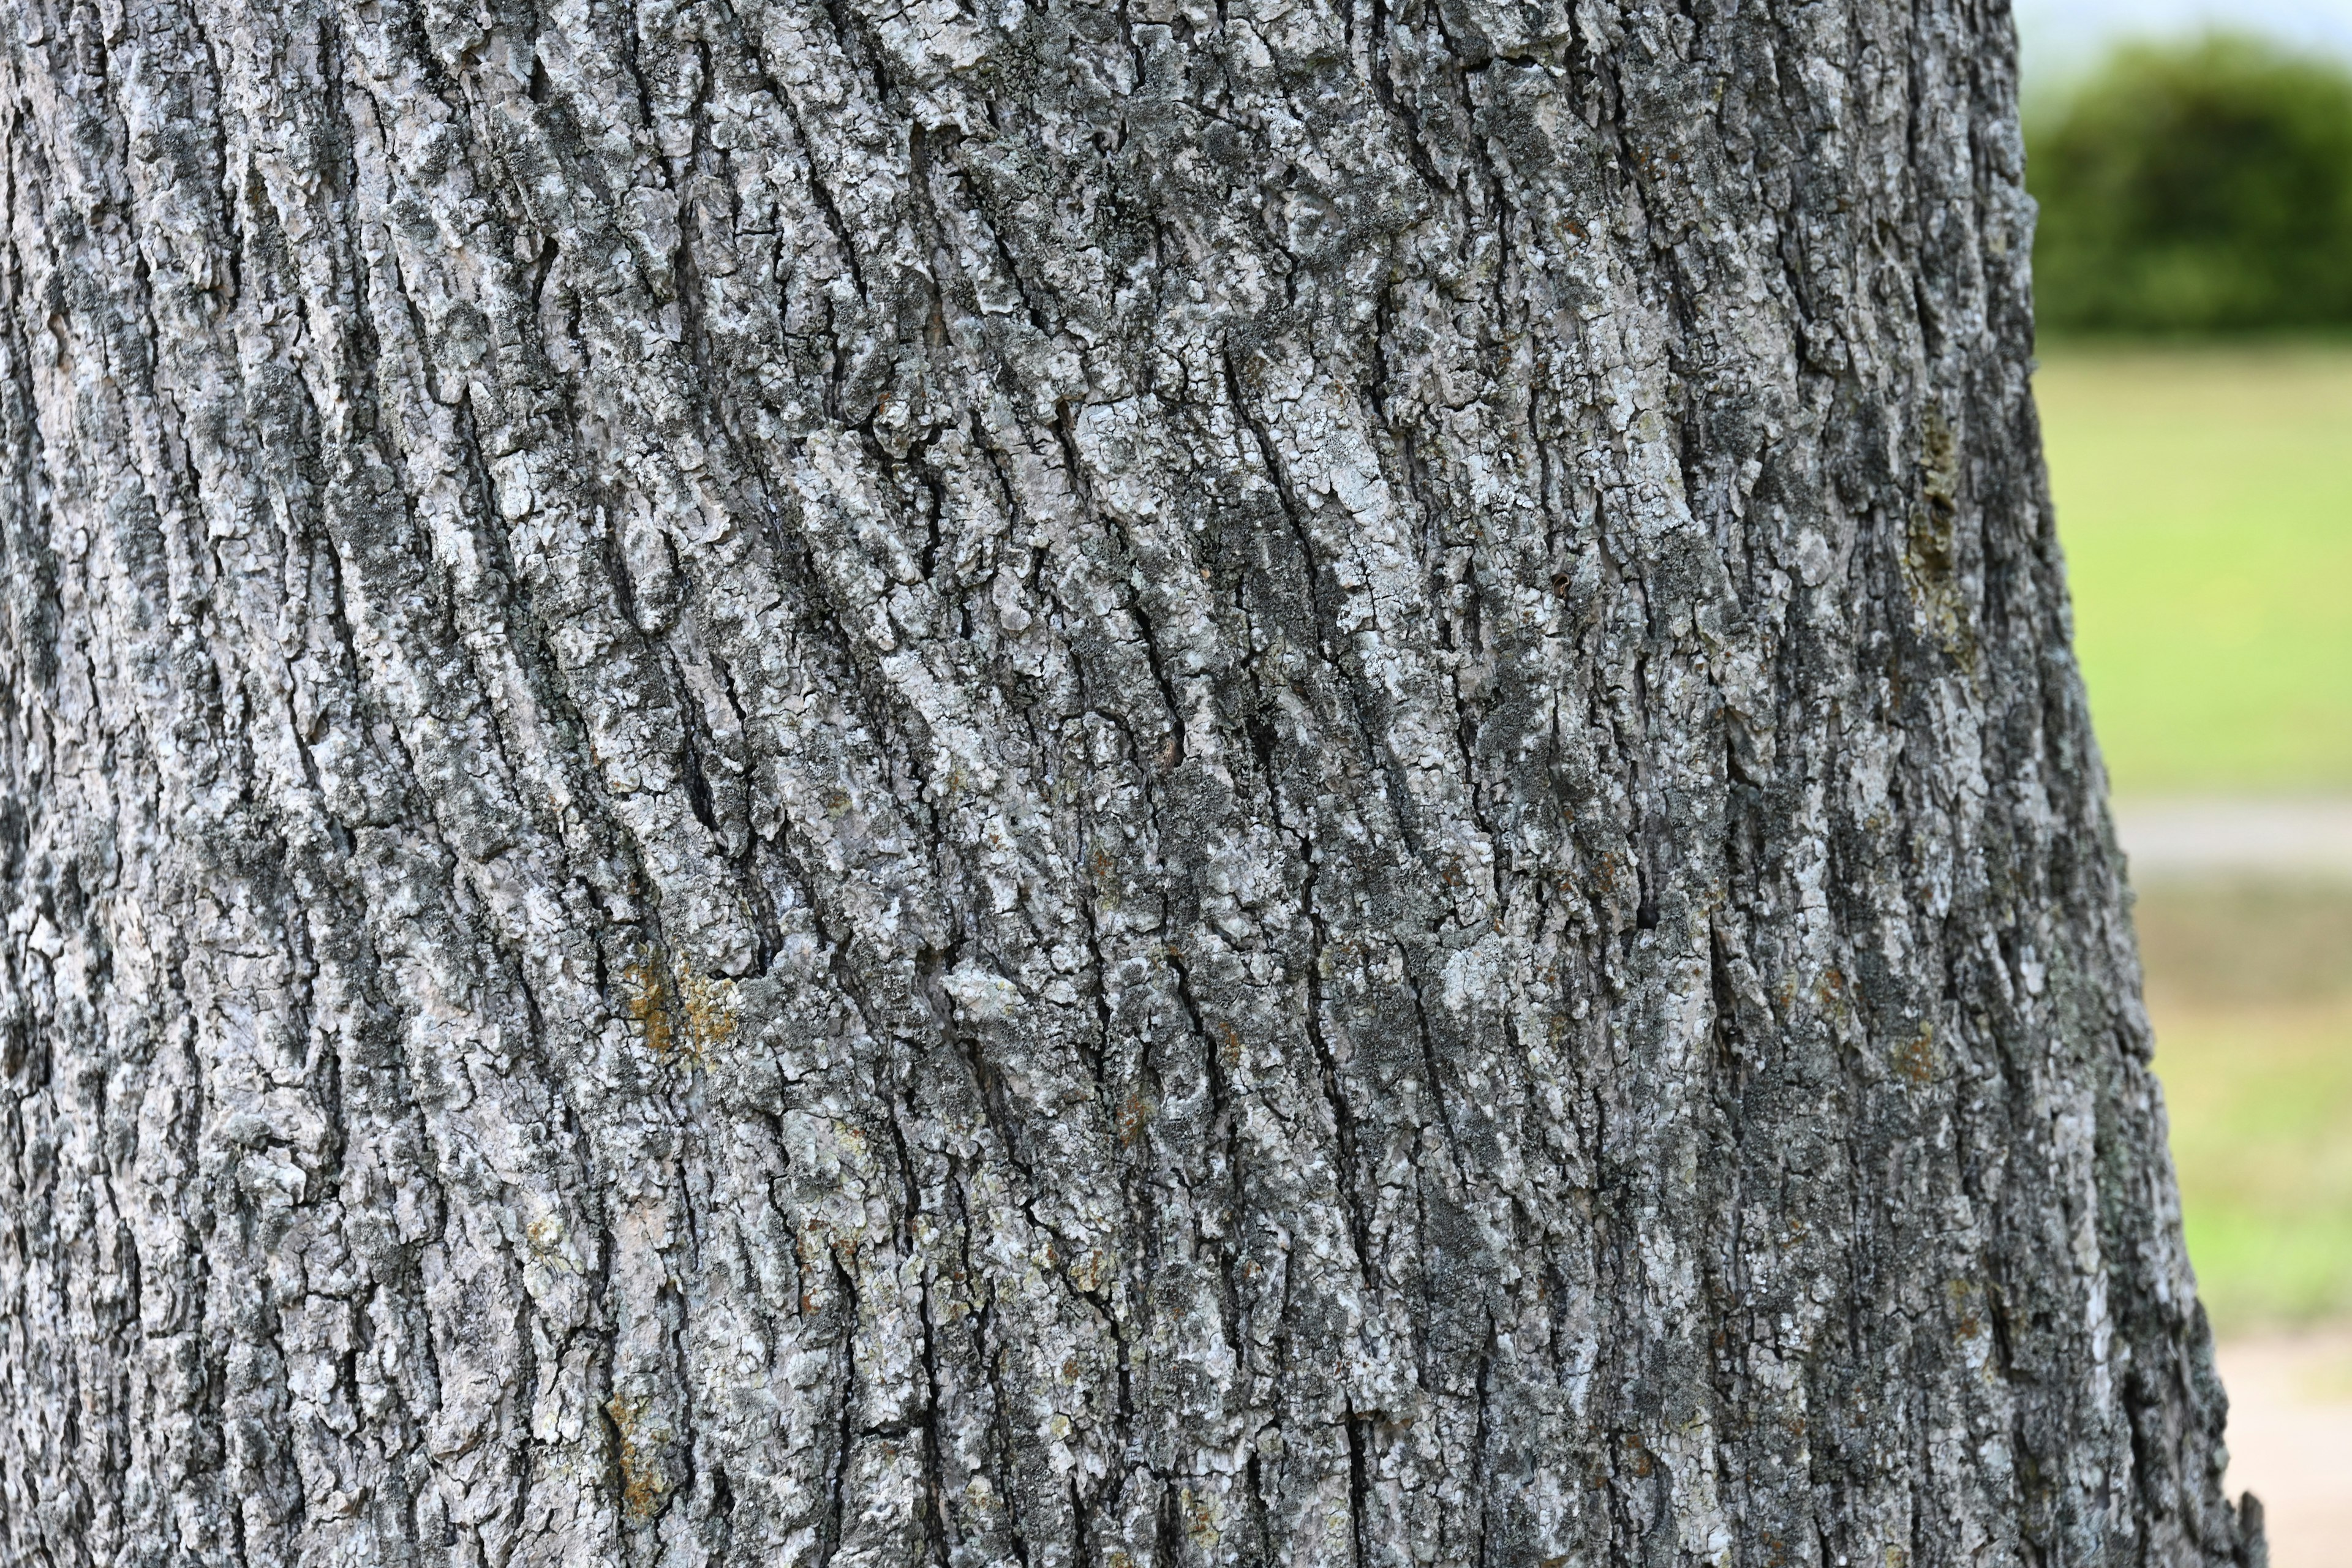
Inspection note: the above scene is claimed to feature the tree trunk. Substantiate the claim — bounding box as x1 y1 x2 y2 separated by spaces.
0 0 2258 1563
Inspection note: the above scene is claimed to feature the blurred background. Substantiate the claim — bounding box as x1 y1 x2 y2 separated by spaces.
2018 2 2352 1558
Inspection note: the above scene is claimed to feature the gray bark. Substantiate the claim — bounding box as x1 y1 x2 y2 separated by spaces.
0 0 2258 1564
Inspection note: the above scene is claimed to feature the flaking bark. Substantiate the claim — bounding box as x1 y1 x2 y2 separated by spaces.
0 0 2259 1564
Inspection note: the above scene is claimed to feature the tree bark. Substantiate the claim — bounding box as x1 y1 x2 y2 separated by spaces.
0 0 2258 1563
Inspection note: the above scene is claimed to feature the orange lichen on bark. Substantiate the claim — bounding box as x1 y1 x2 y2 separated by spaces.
606 1395 666 1522
621 960 674 1058
620 956 737 1067
675 968 739 1065
1893 1022 1938 1085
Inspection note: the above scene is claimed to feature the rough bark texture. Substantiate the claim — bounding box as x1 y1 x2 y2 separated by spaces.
0 0 2259 1564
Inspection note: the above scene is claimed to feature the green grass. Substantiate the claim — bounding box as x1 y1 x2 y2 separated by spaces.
2037 342 2352 796
2155 999 2352 1333
2138 879 2352 1333
2038 345 2352 1333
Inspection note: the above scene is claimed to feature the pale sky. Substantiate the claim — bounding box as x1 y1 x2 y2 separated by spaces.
2019 0 2352 88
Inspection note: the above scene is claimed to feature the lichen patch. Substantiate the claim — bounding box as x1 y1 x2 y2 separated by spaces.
621 954 739 1067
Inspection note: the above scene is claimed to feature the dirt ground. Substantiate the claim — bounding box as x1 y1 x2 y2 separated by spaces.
2215 1328 2352 1568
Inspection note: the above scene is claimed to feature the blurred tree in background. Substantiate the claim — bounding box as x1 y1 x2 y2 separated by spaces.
2029 33 2352 331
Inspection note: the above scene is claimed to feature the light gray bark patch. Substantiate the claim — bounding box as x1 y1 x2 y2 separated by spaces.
0 0 2259 1564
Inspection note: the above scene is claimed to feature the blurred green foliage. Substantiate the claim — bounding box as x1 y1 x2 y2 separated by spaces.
2028 33 2352 332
